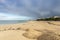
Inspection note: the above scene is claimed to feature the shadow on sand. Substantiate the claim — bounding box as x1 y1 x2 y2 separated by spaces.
37 30 60 40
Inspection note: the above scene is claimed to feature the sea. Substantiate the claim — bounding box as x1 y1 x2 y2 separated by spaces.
0 20 28 24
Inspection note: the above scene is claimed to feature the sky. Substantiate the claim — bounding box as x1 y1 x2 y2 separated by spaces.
0 13 33 20
0 0 60 20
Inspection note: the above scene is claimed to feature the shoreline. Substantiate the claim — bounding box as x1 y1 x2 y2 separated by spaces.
0 21 60 40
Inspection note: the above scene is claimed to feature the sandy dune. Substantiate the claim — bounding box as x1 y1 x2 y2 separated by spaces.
0 30 35 40
0 21 60 40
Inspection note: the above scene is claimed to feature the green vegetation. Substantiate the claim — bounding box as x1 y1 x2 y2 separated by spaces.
36 16 60 21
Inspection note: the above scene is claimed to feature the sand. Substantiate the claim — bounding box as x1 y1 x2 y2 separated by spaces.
0 30 35 40
0 21 60 40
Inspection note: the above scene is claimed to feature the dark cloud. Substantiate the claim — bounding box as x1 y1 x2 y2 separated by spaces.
0 0 60 19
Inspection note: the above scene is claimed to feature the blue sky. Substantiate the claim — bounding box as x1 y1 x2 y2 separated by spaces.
0 0 60 20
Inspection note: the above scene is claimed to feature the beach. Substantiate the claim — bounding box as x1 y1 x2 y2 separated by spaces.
0 21 60 40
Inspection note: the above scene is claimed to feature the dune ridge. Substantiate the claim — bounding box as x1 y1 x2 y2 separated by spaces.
0 21 60 40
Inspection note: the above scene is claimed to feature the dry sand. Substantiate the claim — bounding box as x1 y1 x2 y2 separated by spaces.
0 21 60 40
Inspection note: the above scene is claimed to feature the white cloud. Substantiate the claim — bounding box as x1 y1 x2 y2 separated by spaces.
0 13 33 20
0 0 60 19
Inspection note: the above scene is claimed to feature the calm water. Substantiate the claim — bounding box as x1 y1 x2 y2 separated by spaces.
0 20 28 24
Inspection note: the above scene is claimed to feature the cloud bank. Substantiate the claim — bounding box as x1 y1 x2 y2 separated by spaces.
0 0 60 20
0 13 33 20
